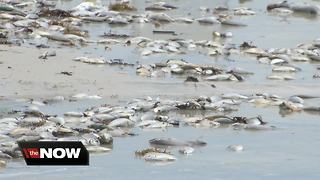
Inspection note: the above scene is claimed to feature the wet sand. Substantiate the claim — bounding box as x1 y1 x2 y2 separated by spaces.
1 0 320 179
1 45 319 100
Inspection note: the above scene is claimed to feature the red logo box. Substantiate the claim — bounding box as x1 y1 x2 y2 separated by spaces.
23 148 40 159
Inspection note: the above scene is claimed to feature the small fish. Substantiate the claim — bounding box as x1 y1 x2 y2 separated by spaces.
86 146 111 153
143 152 176 161
272 66 297 72
196 16 220 24
108 118 134 127
227 144 244 152
149 138 187 146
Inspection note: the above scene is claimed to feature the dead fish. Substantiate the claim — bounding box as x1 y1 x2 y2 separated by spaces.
222 93 248 99
47 117 65 125
108 118 134 127
272 66 297 72
205 74 238 81
73 57 106 64
94 114 116 122
227 68 253 75
186 140 207 147
19 117 46 127
175 17 194 23
9 127 38 138
290 5 319 15
64 111 83 117
220 19 247 27
39 50 56 59
64 34 90 43
183 116 203 124
145 2 177 11
145 122 171 129
195 119 220 128
107 128 135 137
36 31 71 43
17 135 41 142
0 13 25 20
25 105 43 117
154 105 177 113
170 66 184 74
147 12 174 22
270 58 287 65
149 138 187 147
97 39 121 44
71 93 102 100
270 8 293 15
136 120 158 127
289 96 304 104
291 55 309 62
196 16 220 24
54 127 79 137
308 55 320 62
13 19 38 28
227 144 244 152
81 133 101 146
267 75 295 80
135 147 168 157
244 48 267 55
109 16 130 25
143 152 176 161
36 0 56 8
233 7 255 15
267 1 290 11
0 2 26 15
243 124 275 131
98 132 113 145
267 1 319 15
86 146 111 153
279 101 303 111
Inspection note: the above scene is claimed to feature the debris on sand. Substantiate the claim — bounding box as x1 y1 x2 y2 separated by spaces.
59 71 73 76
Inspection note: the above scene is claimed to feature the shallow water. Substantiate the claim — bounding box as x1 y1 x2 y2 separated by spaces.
52 0 320 86
1 0 320 179
1 100 320 179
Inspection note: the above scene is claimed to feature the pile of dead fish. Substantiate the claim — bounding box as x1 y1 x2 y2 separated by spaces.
73 56 134 66
0 0 252 48
135 138 206 163
267 1 320 15
136 59 250 82
238 39 320 80
1 92 320 166
135 138 246 162
128 37 233 57
1 0 320 168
